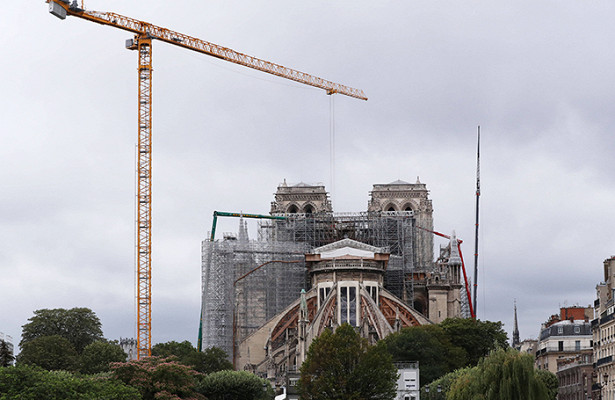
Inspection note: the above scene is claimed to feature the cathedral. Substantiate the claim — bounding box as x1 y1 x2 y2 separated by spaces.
200 179 468 383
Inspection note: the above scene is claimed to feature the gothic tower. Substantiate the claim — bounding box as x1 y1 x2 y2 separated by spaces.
270 180 332 214
367 178 434 268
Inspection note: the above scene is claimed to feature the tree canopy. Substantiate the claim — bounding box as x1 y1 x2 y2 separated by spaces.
152 340 196 360
383 318 509 385
0 365 140 400
79 341 128 374
439 318 509 366
298 323 398 400
535 369 559 400
111 356 205 400
0 340 14 367
17 335 80 371
448 348 549 400
383 324 466 385
20 308 104 353
197 370 273 400
152 341 233 374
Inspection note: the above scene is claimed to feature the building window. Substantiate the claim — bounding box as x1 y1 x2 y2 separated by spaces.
319 287 331 306
558 341 564 351
339 284 359 326
558 326 563 334
574 326 580 334
365 285 378 305
575 340 581 351
349 286 357 326
340 286 348 324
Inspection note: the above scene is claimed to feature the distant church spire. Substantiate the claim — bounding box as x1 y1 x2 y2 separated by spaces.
238 216 249 242
512 300 520 349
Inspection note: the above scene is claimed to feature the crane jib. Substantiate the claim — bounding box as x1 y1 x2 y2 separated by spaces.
47 0 367 100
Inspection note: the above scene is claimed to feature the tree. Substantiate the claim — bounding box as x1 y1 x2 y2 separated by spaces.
298 324 398 400
448 348 549 400
111 356 205 400
191 346 233 374
152 340 196 360
79 340 128 374
421 367 472 400
17 335 79 371
197 370 273 400
383 324 466 385
152 341 232 374
535 369 558 400
20 308 104 353
440 318 509 366
0 364 141 400
0 340 14 367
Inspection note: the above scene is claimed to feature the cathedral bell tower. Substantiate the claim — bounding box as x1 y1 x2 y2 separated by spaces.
367 178 434 268
270 180 332 215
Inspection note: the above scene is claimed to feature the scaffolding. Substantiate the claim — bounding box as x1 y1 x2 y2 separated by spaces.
201 211 425 358
201 226 308 358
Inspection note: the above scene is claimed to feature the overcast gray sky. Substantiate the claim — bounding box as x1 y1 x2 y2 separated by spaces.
2 0 614 350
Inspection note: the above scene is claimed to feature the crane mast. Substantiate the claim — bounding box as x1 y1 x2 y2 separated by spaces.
46 0 366 359
134 35 153 359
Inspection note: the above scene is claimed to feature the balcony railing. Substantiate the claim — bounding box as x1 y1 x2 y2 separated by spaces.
536 344 591 356
597 355 613 367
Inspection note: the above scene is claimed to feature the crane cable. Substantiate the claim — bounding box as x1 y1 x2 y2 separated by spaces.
329 94 335 206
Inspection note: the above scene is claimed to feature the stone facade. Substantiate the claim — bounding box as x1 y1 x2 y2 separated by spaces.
535 308 593 374
593 256 615 400
557 353 593 400
368 179 434 269
270 180 331 214
237 239 431 384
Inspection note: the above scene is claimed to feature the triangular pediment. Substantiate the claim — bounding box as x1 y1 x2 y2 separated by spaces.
312 238 387 259
388 179 411 185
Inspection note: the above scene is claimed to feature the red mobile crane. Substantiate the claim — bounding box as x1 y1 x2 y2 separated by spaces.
416 227 476 319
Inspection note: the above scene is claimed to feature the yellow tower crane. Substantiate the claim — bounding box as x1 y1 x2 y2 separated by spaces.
46 0 367 359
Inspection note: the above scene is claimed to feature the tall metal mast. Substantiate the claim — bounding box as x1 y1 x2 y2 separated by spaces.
473 126 480 317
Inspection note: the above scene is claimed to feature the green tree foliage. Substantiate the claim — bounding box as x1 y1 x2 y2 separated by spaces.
535 369 559 400
17 335 79 371
152 341 232 374
79 341 128 374
111 356 205 400
440 318 509 366
20 308 104 353
192 346 233 374
421 367 472 400
0 364 141 400
298 324 398 400
197 370 272 400
383 324 466 385
152 340 196 360
0 340 14 367
448 348 549 400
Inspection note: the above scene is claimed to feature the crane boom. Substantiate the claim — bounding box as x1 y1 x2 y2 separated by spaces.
46 0 367 359
47 1 368 100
